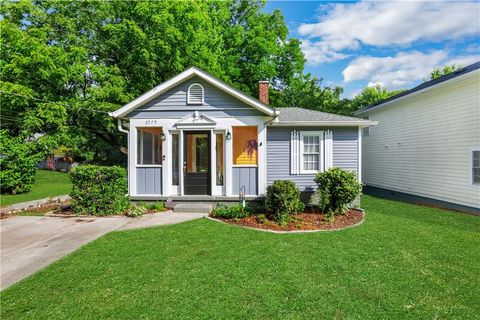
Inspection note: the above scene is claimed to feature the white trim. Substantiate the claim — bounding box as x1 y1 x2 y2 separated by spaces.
232 165 258 168
110 67 275 118
355 68 480 116
179 130 184 196
358 127 362 183
324 130 333 171
299 131 324 174
135 165 163 168
470 147 480 186
187 83 204 105
271 120 377 127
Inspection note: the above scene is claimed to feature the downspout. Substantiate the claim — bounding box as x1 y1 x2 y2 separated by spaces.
117 119 129 134
116 119 130 197
264 109 280 126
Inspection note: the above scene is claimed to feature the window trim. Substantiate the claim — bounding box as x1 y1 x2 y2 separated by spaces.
470 148 480 185
300 131 324 174
187 83 204 105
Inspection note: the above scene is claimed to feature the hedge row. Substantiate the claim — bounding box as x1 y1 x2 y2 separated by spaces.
70 165 129 216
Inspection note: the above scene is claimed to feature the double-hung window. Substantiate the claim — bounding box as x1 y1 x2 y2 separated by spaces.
300 132 323 174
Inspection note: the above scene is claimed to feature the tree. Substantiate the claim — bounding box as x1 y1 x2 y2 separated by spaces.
430 64 462 80
347 85 403 114
1 0 307 164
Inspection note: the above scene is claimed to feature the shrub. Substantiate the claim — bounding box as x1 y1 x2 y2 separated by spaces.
314 168 362 221
211 204 249 219
70 165 129 216
264 180 304 223
0 130 42 194
126 204 146 217
147 202 165 211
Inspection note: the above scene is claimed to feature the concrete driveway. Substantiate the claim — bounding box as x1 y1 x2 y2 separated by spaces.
0 212 206 290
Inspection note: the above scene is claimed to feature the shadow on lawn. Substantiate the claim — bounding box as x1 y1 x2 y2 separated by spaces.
363 196 480 233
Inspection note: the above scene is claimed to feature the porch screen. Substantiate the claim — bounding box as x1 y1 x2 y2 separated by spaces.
232 126 258 165
137 128 162 165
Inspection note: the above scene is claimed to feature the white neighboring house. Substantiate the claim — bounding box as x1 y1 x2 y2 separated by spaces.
355 61 480 214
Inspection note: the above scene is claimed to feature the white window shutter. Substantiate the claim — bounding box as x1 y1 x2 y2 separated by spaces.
324 130 333 170
290 130 301 174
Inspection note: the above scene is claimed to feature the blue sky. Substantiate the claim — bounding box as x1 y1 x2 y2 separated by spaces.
264 1 480 98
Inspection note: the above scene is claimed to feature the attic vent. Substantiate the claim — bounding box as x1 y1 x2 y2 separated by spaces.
187 83 204 105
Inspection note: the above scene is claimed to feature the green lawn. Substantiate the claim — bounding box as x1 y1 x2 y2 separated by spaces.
0 170 72 207
1 196 479 319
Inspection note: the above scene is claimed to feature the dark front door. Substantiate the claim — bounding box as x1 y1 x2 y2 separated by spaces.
184 131 210 195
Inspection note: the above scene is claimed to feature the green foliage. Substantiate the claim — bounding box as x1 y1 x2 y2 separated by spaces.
211 204 249 219
347 85 403 113
2 197 480 319
0 169 71 206
0 0 306 163
147 202 165 211
0 130 42 194
257 213 267 224
69 165 129 216
265 180 304 223
126 204 147 218
314 168 362 221
430 64 462 80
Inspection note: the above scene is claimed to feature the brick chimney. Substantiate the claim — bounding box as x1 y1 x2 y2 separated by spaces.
258 80 269 105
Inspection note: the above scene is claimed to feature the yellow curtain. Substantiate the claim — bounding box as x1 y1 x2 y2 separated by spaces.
233 126 258 165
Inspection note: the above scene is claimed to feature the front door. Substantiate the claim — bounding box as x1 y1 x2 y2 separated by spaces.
184 131 210 195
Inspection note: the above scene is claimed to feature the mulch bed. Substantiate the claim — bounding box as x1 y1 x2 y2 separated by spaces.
216 209 364 231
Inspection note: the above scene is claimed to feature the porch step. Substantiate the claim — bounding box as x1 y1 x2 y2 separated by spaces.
173 203 213 214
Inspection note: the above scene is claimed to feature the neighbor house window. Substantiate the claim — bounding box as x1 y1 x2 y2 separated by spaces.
137 128 162 165
187 83 204 104
473 150 480 185
300 132 323 173
232 126 258 165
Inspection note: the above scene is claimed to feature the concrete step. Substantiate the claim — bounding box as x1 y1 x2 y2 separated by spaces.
173 203 213 214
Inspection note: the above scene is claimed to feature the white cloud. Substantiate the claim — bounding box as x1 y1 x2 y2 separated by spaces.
342 50 479 89
298 1 480 65
300 39 349 64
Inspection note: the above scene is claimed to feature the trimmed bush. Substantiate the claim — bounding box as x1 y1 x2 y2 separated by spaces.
0 130 42 194
70 165 129 216
314 168 362 221
265 180 304 223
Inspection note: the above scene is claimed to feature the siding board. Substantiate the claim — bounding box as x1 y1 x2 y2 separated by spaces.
232 167 257 195
362 72 480 208
266 127 359 191
136 167 162 195
129 77 264 118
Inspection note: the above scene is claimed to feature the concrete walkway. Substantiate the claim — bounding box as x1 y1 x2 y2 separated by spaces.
0 211 206 290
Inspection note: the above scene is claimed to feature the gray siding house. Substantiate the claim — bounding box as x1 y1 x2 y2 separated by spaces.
110 67 374 200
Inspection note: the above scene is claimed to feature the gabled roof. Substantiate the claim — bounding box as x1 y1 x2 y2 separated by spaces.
355 61 480 116
271 107 376 127
109 67 275 118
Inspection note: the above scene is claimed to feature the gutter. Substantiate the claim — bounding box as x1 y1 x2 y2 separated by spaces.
269 120 378 128
264 108 280 126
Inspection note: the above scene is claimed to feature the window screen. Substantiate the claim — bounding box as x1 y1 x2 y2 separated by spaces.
137 128 162 165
